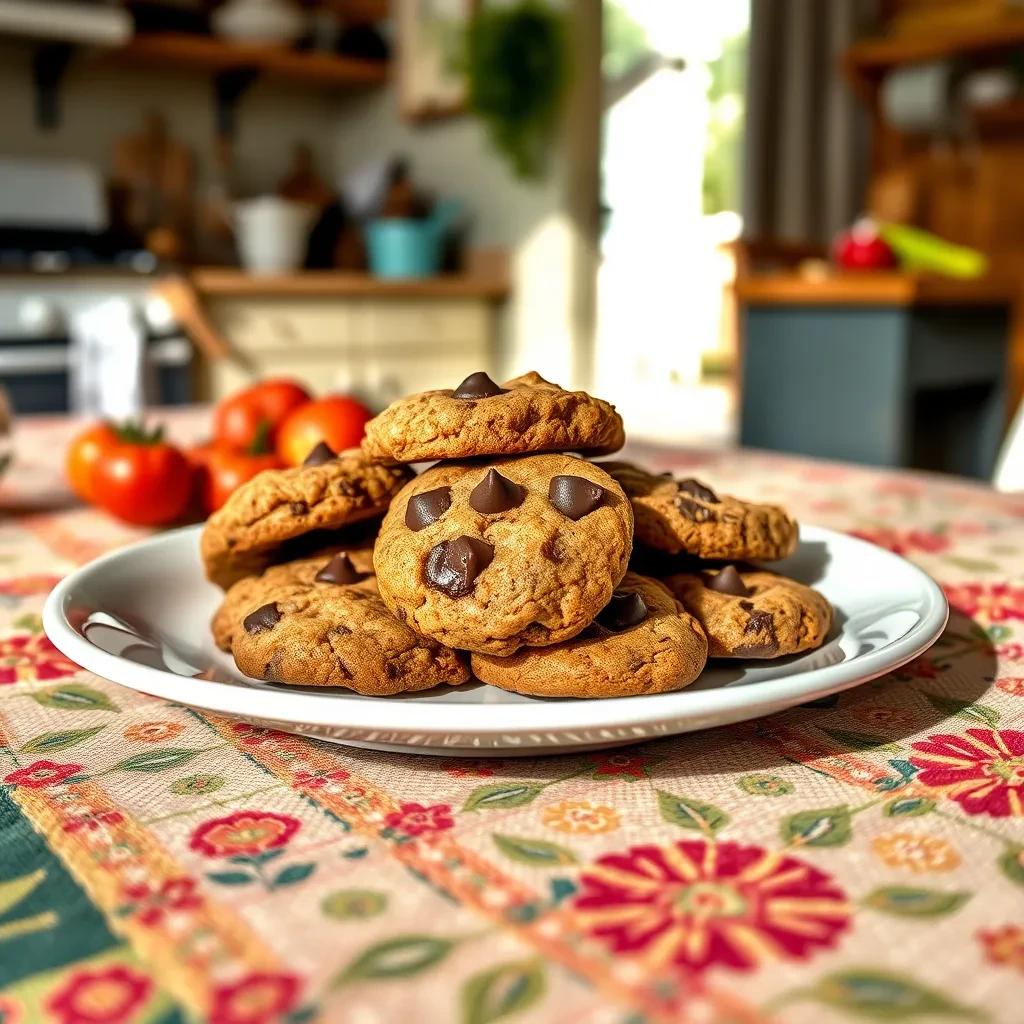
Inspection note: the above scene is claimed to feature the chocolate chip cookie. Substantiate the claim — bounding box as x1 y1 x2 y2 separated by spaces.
663 565 832 659
201 446 412 589
230 559 469 695
212 543 376 652
472 573 707 698
361 371 626 464
601 462 798 561
373 454 633 656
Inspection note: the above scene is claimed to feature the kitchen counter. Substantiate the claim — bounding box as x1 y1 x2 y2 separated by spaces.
735 270 1019 306
188 267 510 301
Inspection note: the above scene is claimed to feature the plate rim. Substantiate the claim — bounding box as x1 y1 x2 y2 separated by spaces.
43 524 949 737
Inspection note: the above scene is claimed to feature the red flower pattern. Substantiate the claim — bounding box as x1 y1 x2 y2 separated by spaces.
63 809 124 833
4 760 82 788
45 965 152 1024
996 677 1024 698
190 811 300 857
850 527 950 556
0 574 62 597
293 767 349 789
121 877 201 927
208 973 300 1024
978 925 1024 972
574 839 850 974
384 802 454 836
591 753 649 779
944 582 1024 624
0 634 78 684
230 723 289 746
910 729 1024 817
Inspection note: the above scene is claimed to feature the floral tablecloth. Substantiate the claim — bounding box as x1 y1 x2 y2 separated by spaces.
1 409 1023 1024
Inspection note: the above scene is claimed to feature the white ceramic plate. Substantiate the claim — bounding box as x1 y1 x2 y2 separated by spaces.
43 525 947 756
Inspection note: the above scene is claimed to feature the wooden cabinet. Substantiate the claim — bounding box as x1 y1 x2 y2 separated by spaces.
207 296 497 399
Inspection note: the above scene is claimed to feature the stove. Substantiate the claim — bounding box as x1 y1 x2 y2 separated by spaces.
0 156 193 416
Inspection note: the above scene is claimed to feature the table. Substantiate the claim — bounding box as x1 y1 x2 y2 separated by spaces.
2 410 1023 1024
737 272 1017 479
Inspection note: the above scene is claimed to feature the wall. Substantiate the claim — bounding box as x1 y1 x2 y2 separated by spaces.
0 42 340 202
0 18 598 388
333 88 579 383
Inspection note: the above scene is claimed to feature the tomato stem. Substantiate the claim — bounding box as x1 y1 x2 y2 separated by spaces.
113 420 165 446
247 419 273 456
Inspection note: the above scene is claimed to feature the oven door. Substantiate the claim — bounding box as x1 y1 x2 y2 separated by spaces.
0 334 193 414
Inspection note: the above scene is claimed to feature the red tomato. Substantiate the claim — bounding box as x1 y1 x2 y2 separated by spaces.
92 424 193 526
213 378 312 452
276 395 373 466
189 442 283 514
66 422 118 503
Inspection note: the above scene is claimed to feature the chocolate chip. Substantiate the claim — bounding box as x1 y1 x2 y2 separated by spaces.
424 536 493 598
677 496 714 522
405 487 452 531
706 565 751 597
596 591 648 632
290 501 308 515
316 553 369 585
548 475 605 520
243 603 280 634
745 609 775 636
303 441 336 466
452 371 507 399
469 468 525 514
678 478 719 503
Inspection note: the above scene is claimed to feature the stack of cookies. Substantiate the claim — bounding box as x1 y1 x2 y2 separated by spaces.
201 371 833 699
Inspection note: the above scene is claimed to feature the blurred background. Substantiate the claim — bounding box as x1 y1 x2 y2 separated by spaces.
4 0 1024 495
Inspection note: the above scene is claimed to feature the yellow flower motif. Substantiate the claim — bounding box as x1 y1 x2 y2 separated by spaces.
871 832 961 873
541 800 620 835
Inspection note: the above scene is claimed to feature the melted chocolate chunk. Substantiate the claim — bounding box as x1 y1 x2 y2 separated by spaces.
469 468 525 514
744 609 775 636
424 536 494 598
315 553 369 585
303 441 336 466
678 496 715 522
452 371 507 400
290 501 308 515
405 487 452 531
548 475 605 521
243 602 281 634
733 639 780 658
596 590 648 632
706 565 751 597
678 478 720 503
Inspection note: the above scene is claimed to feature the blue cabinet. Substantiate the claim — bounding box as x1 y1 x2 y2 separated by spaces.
740 299 1009 479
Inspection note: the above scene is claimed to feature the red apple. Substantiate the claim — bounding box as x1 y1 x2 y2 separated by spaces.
833 218 897 270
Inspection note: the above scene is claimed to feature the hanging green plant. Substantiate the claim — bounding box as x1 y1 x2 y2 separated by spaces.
465 1 569 180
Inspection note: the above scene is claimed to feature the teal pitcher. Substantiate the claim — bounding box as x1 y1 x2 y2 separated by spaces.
366 200 463 279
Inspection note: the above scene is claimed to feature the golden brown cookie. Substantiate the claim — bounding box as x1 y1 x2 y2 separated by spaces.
361 371 625 464
211 543 376 652
373 454 633 656
601 462 798 561
201 447 411 589
472 573 707 698
663 565 832 659
230 581 469 695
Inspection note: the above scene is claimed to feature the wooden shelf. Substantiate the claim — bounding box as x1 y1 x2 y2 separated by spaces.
844 17 1024 90
189 268 510 301
736 271 1019 307
106 33 388 89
